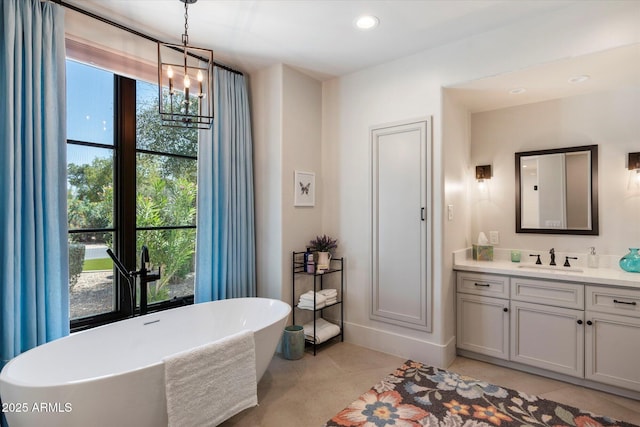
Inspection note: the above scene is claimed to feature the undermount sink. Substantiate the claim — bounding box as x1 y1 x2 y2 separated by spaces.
517 264 584 273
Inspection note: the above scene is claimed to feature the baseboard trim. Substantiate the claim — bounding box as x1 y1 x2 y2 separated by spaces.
343 321 456 368
457 349 640 401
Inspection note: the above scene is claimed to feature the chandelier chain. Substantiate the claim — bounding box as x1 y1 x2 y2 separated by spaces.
183 1 189 45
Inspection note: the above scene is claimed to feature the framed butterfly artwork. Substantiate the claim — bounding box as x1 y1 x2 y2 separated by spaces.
294 170 315 206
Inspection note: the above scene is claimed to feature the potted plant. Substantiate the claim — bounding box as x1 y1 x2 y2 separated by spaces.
309 235 338 271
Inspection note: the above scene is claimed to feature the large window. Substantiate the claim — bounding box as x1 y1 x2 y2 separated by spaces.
67 60 197 329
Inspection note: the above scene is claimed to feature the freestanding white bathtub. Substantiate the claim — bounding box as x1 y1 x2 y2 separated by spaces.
0 297 291 427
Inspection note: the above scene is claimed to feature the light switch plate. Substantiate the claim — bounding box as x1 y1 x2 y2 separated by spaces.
447 205 454 221
489 230 499 245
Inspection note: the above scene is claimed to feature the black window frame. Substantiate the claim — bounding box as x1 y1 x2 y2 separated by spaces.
69 71 195 333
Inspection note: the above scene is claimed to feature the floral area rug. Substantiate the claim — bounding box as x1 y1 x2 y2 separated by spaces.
324 360 638 427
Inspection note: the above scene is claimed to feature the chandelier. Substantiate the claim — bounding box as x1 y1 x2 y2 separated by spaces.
157 0 214 129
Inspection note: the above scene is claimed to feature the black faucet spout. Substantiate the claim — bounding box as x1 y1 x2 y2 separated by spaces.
549 248 556 266
138 245 160 316
564 256 578 267
140 245 150 271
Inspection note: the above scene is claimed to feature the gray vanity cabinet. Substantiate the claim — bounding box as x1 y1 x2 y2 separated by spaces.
456 271 640 398
509 277 584 378
584 285 640 391
456 273 509 360
510 301 584 377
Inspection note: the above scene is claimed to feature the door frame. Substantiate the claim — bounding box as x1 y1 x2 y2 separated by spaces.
370 117 432 331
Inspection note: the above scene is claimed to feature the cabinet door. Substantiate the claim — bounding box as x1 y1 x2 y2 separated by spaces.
371 119 431 331
585 311 640 392
510 301 584 377
457 293 509 360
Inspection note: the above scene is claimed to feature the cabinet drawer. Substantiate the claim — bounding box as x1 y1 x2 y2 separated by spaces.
586 286 640 318
510 277 583 309
457 273 509 298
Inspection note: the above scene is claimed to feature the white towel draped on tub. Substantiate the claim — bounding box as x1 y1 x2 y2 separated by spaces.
163 329 258 427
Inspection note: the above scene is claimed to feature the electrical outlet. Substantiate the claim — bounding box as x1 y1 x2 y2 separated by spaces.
447 204 454 221
489 231 499 245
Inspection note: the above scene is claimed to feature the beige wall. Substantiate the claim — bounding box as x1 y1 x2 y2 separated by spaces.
250 65 283 300
281 66 323 308
470 89 640 254
319 1 639 366
251 1 640 365
250 65 322 307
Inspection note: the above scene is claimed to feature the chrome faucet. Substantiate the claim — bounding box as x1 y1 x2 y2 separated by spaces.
549 248 556 266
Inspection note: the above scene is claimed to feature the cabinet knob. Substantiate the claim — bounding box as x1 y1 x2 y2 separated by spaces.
586 320 593 326
503 307 508 312
577 319 583 325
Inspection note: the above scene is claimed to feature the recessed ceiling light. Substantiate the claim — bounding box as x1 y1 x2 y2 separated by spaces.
509 87 526 95
354 15 379 30
568 75 590 84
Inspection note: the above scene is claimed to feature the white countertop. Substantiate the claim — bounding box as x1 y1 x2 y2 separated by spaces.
453 248 640 289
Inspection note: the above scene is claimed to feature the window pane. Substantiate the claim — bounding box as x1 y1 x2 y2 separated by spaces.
67 144 114 230
136 228 196 304
136 80 198 157
136 152 197 227
66 60 114 145
69 232 115 319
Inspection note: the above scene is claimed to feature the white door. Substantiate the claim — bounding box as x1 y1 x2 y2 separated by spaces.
371 119 431 331
510 301 584 377
585 311 640 392
457 293 509 360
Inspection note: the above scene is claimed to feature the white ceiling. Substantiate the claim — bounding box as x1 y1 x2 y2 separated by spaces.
62 0 639 112
63 0 579 80
448 43 640 113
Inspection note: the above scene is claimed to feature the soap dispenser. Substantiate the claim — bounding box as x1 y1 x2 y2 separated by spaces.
588 246 599 268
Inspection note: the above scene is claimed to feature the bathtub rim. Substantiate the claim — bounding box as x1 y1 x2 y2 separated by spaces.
0 297 291 388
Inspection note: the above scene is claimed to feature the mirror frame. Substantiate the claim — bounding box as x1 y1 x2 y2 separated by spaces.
515 144 598 235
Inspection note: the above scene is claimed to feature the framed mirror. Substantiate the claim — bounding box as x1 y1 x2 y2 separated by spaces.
515 145 598 235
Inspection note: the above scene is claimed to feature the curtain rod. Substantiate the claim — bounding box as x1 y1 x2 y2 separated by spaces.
58 1 243 76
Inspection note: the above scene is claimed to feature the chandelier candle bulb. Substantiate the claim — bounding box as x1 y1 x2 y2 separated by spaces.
197 70 203 96
167 66 174 94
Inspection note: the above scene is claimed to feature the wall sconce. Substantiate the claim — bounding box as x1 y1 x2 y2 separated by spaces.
476 165 492 192
629 152 640 189
476 165 492 182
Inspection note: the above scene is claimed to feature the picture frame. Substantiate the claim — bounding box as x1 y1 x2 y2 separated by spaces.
294 170 315 207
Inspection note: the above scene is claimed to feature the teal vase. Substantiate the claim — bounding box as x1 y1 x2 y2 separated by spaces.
619 248 640 273
282 325 305 360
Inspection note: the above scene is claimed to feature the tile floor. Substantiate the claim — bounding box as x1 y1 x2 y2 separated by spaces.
222 342 640 426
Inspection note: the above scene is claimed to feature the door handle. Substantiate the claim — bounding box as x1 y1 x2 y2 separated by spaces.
421 207 425 221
